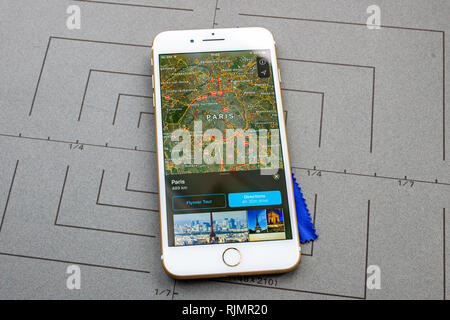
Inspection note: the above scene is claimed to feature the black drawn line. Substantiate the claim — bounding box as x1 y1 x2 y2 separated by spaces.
98 170 159 212
0 133 156 154
282 88 325 148
0 252 150 274
79 70 152 122
55 166 156 237
0 160 19 233
113 93 152 126
125 172 158 195
74 0 193 11
29 36 151 116
292 166 450 187
240 13 445 159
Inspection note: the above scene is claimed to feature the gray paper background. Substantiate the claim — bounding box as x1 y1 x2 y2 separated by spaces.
0 0 449 299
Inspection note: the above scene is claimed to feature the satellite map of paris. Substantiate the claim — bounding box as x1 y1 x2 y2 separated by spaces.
159 50 284 175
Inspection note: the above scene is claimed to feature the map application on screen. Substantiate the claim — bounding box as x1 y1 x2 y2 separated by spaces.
159 50 292 246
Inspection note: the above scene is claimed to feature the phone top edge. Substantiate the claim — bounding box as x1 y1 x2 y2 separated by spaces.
152 27 275 51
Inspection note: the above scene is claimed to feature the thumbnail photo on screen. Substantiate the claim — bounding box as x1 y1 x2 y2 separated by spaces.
173 208 286 246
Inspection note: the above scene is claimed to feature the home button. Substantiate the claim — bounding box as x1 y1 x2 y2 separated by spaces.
222 248 241 267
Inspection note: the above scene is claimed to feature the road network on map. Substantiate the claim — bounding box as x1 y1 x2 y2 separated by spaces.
159 50 282 174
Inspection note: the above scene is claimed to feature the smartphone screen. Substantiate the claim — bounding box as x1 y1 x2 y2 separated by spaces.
158 50 292 246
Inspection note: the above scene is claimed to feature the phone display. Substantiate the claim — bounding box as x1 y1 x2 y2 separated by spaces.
158 50 292 247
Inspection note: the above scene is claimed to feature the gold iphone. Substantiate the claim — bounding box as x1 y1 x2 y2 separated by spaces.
151 27 300 279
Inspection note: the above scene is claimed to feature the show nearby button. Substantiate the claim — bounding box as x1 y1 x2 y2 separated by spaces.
228 191 282 208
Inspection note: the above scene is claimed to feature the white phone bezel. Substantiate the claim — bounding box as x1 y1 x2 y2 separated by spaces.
152 27 300 278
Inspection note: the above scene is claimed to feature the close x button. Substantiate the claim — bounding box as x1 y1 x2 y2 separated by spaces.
172 193 227 211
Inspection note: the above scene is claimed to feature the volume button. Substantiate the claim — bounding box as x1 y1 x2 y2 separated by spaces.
153 88 156 111
278 68 282 84
152 76 154 89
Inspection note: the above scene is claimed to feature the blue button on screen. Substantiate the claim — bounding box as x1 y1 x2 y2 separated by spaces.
228 191 282 208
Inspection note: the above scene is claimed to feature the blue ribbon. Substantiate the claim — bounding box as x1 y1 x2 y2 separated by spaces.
292 172 318 243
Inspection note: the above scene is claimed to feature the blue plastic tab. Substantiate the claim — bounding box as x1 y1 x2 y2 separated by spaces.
292 172 318 243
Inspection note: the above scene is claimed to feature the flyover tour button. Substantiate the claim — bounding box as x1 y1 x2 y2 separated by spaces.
172 193 227 211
